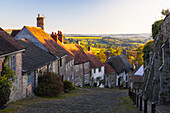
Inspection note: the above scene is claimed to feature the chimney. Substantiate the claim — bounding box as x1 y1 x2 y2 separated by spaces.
51 32 58 42
122 50 127 57
88 46 91 51
76 40 80 45
37 14 45 30
105 51 111 60
58 30 63 44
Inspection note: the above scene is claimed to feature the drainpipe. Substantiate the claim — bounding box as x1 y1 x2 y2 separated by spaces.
58 59 60 75
83 63 85 87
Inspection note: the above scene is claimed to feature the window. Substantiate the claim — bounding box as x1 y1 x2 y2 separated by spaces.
27 73 31 86
84 62 88 68
84 74 88 82
75 78 79 84
50 63 53 72
159 44 165 70
75 65 79 72
8 54 16 71
66 64 68 70
99 67 101 72
162 47 164 65
60 58 62 67
94 69 96 73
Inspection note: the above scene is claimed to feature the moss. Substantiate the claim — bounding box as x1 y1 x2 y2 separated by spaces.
117 96 141 113
152 19 163 39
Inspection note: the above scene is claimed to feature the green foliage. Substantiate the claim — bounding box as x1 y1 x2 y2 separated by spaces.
143 40 153 63
0 76 11 107
161 9 169 16
99 79 104 86
1 56 15 84
0 56 15 107
93 83 97 87
35 72 63 97
136 45 144 66
96 49 107 63
63 80 73 93
152 19 163 39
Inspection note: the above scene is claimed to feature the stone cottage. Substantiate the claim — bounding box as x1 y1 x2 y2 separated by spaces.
85 47 105 87
14 14 75 83
0 27 25 101
17 39 58 97
106 55 133 88
143 13 170 105
51 31 75 83
65 44 90 87
104 63 116 88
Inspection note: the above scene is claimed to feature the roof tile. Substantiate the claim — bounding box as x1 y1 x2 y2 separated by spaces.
65 44 89 64
104 63 115 74
85 51 104 68
0 27 24 56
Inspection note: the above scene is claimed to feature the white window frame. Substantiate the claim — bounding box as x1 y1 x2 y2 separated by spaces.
75 65 79 72
8 54 16 71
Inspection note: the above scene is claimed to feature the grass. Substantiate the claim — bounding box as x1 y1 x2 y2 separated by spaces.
0 89 87 113
115 96 141 113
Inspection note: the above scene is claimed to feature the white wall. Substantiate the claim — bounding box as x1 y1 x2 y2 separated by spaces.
91 66 104 86
116 71 128 87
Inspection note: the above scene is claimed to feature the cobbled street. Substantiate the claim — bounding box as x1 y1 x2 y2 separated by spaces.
12 88 139 113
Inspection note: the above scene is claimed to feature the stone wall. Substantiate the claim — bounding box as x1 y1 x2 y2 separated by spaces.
9 52 23 102
143 13 170 105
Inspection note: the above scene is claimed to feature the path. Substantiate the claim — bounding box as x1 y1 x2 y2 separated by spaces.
7 88 140 113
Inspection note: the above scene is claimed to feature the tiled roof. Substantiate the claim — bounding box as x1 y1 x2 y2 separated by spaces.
18 39 57 72
104 63 115 74
85 51 104 68
133 75 143 82
106 55 133 74
11 30 21 37
25 26 74 62
65 44 89 64
0 27 24 56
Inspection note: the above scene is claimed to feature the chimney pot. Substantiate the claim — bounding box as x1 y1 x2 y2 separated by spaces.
52 32 54 35
37 14 45 30
88 46 91 51
105 51 111 60
55 32 57 36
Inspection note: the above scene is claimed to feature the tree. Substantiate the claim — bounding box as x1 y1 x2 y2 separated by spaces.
143 40 153 63
161 9 169 16
97 50 107 63
136 45 144 66
115 47 122 55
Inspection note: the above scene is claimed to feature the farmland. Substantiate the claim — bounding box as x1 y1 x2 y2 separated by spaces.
65 37 102 39
64 33 152 54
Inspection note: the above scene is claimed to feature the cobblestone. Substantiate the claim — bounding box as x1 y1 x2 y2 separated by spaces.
13 88 138 113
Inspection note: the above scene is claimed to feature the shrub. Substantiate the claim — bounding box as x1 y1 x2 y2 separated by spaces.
35 72 63 97
0 56 15 107
63 80 73 93
94 83 97 87
0 76 11 107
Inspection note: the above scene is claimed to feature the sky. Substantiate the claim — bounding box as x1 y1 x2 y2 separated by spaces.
0 0 170 34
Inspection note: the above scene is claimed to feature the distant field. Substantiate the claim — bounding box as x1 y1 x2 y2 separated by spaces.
65 37 102 39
